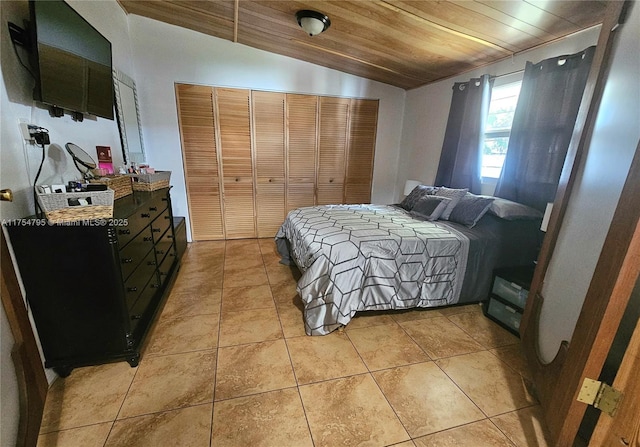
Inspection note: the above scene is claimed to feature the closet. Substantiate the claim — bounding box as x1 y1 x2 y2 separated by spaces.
176 84 378 240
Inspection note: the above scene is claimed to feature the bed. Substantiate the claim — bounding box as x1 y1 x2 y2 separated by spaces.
276 188 542 335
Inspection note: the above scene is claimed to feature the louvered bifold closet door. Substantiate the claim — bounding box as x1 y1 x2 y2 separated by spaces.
317 97 349 205
216 88 256 239
252 91 286 237
345 99 379 204
175 84 224 240
286 94 317 212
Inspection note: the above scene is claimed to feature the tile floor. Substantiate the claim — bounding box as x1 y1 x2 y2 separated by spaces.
36 239 554 447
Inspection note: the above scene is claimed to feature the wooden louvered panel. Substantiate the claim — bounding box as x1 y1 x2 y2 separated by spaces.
344 182 372 205
287 183 315 213
252 91 285 179
184 176 224 240
318 97 349 184
216 88 253 178
346 99 378 182
287 94 317 183
317 183 345 206
223 180 256 239
175 83 224 240
256 180 285 238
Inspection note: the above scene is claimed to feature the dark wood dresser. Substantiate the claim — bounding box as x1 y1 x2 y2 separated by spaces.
5 188 180 377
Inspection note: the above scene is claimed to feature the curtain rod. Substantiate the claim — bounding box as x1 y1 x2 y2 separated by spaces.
490 68 525 80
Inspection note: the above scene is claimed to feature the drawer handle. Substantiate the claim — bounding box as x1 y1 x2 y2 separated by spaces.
143 236 153 242
157 250 165 255
131 315 141 320
147 260 157 266
164 215 170 220
152 228 161 233
119 229 131 235
127 286 138 292
162 197 168 202
150 283 160 289
141 213 151 218
167 235 173 239
149 206 158 211
121 258 133 264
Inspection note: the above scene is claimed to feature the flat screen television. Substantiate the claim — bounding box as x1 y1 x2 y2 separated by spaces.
28 0 114 120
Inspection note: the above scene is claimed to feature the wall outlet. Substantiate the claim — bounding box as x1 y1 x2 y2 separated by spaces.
19 120 35 142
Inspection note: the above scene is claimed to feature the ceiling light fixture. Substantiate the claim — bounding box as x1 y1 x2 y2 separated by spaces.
295 10 331 36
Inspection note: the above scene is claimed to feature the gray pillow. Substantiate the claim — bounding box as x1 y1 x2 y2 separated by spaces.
435 187 468 220
479 196 544 220
399 185 438 211
449 194 494 228
410 196 451 221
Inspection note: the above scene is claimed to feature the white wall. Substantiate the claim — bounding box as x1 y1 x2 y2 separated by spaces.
127 16 407 241
538 2 640 362
0 1 132 445
398 26 601 198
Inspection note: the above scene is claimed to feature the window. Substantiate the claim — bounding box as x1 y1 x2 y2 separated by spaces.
482 80 522 178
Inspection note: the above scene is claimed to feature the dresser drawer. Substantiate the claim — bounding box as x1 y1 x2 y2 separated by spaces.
486 296 522 334
123 249 158 309
128 273 160 336
151 208 172 242
157 245 176 286
155 226 174 261
492 276 528 309
119 227 155 280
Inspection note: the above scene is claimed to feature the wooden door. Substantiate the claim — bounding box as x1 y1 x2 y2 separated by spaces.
216 88 256 239
345 99 378 204
286 94 317 212
590 296 640 446
317 97 349 205
252 91 286 237
519 3 633 444
2 231 48 447
175 84 224 240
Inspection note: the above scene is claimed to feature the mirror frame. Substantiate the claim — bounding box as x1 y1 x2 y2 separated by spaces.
113 68 145 165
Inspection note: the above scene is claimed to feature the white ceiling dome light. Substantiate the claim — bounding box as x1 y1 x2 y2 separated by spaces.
295 10 331 36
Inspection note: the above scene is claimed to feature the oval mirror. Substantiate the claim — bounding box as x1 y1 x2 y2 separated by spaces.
65 142 97 179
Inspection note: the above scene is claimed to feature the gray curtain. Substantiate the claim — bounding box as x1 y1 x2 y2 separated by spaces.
435 74 493 194
494 46 595 211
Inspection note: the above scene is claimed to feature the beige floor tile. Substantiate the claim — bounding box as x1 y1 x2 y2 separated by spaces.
413 419 515 447
438 303 483 317
490 344 532 381
389 442 417 447
218 307 283 346
118 351 216 418
373 362 484 437
287 332 367 384
401 317 484 359
161 288 221 320
491 405 553 447
40 363 137 433
215 340 296 400
265 262 299 285
348 323 431 370
106 404 212 447
391 308 445 323
276 303 307 338
345 311 398 330
436 351 537 417
258 237 279 256
221 285 275 313
37 423 112 447
146 313 219 356
224 253 264 270
225 239 261 253
174 266 223 290
447 310 519 349
299 374 410 447
270 280 300 305
223 264 269 287
212 388 313 447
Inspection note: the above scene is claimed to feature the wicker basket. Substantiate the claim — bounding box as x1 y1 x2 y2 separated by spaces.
130 171 171 192
37 189 115 223
90 175 133 200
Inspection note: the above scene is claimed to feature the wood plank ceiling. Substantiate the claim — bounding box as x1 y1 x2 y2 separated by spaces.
117 1 607 90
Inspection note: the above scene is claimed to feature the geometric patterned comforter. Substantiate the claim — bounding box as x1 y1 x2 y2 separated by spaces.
275 204 469 335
